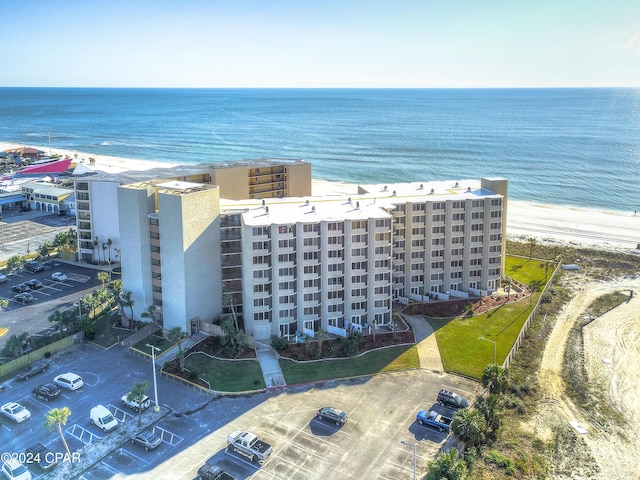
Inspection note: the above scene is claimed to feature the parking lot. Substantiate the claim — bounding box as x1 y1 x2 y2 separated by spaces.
0 260 100 351
1 334 478 479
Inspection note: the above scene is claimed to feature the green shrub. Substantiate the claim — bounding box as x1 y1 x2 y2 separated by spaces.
270 335 289 351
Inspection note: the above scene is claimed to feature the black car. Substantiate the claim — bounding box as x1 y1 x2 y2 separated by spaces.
14 292 34 303
437 389 469 409
25 260 44 272
16 359 50 380
131 430 162 451
25 442 58 471
32 383 61 401
25 278 43 289
197 464 237 480
316 406 348 426
11 283 30 293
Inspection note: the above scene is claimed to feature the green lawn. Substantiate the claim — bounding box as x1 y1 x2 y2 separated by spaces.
183 353 266 391
91 310 136 348
131 334 172 356
428 256 552 379
279 344 420 385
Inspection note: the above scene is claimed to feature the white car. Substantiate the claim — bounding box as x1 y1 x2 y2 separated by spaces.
51 272 68 282
1 402 31 423
0 272 7 283
1 459 31 480
53 372 83 391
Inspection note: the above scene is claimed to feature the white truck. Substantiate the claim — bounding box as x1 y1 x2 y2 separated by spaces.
121 392 151 411
226 430 273 462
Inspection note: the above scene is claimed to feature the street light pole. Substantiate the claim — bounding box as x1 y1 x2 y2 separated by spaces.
479 336 497 365
146 343 161 412
400 440 417 480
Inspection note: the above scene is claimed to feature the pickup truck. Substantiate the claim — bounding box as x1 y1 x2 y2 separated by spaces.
416 410 452 432
227 430 273 462
121 392 151 411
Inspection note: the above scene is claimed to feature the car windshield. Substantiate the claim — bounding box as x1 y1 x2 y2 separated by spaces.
12 464 28 475
13 405 25 413
103 414 115 423
144 434 159 442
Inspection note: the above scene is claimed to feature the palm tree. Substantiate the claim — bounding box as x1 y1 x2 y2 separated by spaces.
167 327 187 371
223 293 239 331
102 243 108 264
426 449 467 480
97 271 110 290
451 409 486 448
45 407 72 458
477 394 503 434
527 237 537 260
127 381 150 426
482 364 510 395
93 236 99 263
119 291 134 325
107 238 113 262
140 304 158 326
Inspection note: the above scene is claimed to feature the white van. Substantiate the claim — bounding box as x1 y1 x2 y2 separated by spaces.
90 405 118 432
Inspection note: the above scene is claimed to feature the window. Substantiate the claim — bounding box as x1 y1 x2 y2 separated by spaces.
472 212 484 219
471 235 483 243
472 199 483 207
328 250 343 258
490 222 502 230
375 219 389 228
253 226 270 236
432 226 445 234
254 312 271 321
490 233 502 241
279 267 296 276
451 260 463 267
374 259 389 268
303 223 319 233
351 261 367 270
470 247 483 254
411 251 425 259
491 198 503 206
431 250 444 257
253 240 270 250
328 222 343 231
375 232 390 241
411 227 425 235
451 248 463 256
328 263 344 272
431 238 444 246
432 214 445 222
351 288 366 297
452 213 465 221
432 202 445 210
303 251 319 260
278 239 295 248
412 203 426 211
489 245 501 252
452 201 464 209
451 225 464 233
430 273 444 281
470 258 482 266
352 220 367 230
491 210 502 218
412 215 426 223
471 223 483 231
412 239 425 247
451 271 462 279
278 225 295 234
278 253 295 262
451 236 464 245
431 261 444 269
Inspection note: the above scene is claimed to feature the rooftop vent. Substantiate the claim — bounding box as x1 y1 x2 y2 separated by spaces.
419 184 424 190
311 206 316 212
430 188 435 194
383 185 388 191
265 206 269 214
467 186 471 192
392 190 397 196
262 199 266 206
356 201 360 209
305 199 310 205
348 197 352 204
454 182 459 188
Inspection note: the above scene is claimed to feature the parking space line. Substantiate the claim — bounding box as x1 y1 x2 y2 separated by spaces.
106 404 134 424
66 424 101 445
154 426 184 446
120 448 151 465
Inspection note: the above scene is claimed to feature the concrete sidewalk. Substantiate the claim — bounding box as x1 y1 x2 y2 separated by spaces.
402 314 444 373
255 340 286 388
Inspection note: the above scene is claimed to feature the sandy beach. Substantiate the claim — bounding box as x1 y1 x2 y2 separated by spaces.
3 141 639 253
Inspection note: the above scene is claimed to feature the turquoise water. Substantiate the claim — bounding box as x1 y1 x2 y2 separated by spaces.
0 87 638 211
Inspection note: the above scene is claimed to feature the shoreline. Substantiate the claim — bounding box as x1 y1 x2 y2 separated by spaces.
3 141 639 253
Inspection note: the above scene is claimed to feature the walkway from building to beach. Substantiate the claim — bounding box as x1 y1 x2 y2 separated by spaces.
255 341 287 388
401 314 444 373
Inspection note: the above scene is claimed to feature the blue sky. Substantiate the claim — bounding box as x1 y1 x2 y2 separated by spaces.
1 0 639 88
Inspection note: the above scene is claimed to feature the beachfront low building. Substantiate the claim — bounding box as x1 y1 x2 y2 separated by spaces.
116 174 507 340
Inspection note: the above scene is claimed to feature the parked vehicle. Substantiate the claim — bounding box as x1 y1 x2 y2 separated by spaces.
197 464 237 480
25 279 43 289
121 392 151 411
32 383 61 401
131 431 162 451
416 410 452 432
0 273 7 283
16 359 50 380
53 372 83 391
316 406 348 425
13 293 34 304
11 284 30 294
24 443 58 471
90 404 119 432
227 430 273 462
1 402 31 423
437 389 469 409
1 458 31 480
51 272 67 282
24 261 44 273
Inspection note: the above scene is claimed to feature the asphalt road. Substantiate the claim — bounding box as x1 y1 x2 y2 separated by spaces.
0 340 479 480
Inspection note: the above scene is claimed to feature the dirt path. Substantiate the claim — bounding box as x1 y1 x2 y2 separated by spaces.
533 274 640 479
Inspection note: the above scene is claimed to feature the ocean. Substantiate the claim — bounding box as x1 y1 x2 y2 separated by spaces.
0 87 638 212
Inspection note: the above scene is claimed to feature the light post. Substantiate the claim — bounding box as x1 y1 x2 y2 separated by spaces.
400 440 417 480
146 343 161 412
478 336 497 365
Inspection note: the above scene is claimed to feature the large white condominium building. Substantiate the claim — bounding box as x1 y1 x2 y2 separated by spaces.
117 175 507 340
